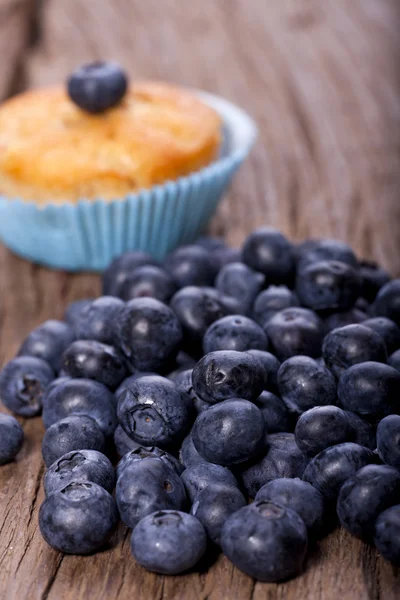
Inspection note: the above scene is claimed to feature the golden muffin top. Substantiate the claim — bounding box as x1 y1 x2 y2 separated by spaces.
0 82 221 203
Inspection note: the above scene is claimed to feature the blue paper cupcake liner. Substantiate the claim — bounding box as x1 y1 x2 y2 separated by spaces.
0 90 257 271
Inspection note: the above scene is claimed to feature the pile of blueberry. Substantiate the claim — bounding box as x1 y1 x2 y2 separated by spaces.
1 227 400 581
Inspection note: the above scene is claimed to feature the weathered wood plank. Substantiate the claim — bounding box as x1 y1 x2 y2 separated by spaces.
0 0 400 598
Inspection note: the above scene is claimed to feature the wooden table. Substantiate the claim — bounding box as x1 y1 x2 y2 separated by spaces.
0 1 400 598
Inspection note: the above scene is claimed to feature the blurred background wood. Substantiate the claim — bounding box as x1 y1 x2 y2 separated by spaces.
0 1 400 598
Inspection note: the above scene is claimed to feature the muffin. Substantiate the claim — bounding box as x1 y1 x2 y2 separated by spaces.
0 62 256 270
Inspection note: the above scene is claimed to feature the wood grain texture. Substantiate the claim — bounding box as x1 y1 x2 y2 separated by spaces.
1 0 400 598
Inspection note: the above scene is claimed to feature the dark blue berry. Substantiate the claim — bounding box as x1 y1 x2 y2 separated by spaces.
215 262 265 314
277 356 337 416
343 410 376 450
192 350 265 404
43 449 115 496
302 442 375 501
221 501 308 582
322 324 387 378
323 308 367 333
372 279 400 326
192 399 265 466
242 227 295 285
116 458 186 528
295 406 353 457
264 307 324 361
62 340 127 389
337 464 400 540
246 349 281 392
169 368 207 414
374 506 400 566
115 372 156 401
164 245 217 288
388 349 400 371
42 415 106 467
253 285 299 327
64 299 94 327
203 314 268 354
42 378 117 437
237 433 308 497
362 317 400 355
39 481 118 554
117 265 177 303
338 361 400 419
255 478 324 539
75 296 124 346
67 61 128 113
0 356 54 417
117 375 190 447
359 259 391 303
0 414 24 465
255 390 293 433
18 320 74 372
116 445 183 480
102 250 157 296
179 433 208 468
131 510 206 574
113 424 141 456
377 415 400 468
191 484 246 545
195 236 226 252
296 239 358 271
214 246 242 270
182 463 238 502
117 298 183 372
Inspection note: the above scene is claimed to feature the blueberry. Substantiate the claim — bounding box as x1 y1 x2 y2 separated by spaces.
264 307 324 361
0 356 54 417
102 251 158 296
75 296 125 346
237 433 308 497
67 61 127 113
42 378 117 437
322 324 387 378
214 246 242 270
242 227 295 285
377 415 400 468
64 298 94 327
116 458 186 528
44 449 115 496
355 296 370 312
116 445 183 479
296 260 361 312
131 510 206 574
182 463 238 502
295 406 352 457
62 340 127 389
170 286 233 354
255 478 324 539
388 349 400 371
174 351 197 370
117 375 190 447
338 361 400 419
191 484 246 545
246 349 281 392
374 506 400 566
323 308 367 332
18 320 74 372
39 481 118 554
302 442 375 501
372 279 400 326
169 368 207 414
42 415 106 467
192 351 265 404
255 390 293 433
179 433 208 468
362 317 400 355
192 399 265 466
117 265 177 303
337 464 400 540
113 425 141 456
343 411 376 450
359 260 391 303
0 414 24 465
215 262 265 314
296 238 358 271
203 314 268 355
118 298 183 372
221 501 308 582
164 245 217 288
115 371 156 401
277 356 337 416
253 285 299 327
195 236 226 252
